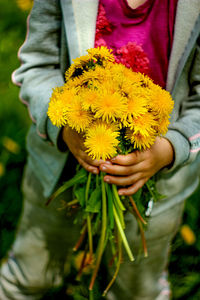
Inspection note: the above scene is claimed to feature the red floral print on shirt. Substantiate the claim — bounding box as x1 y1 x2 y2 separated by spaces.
95 4 114 47
95 3 150 75
115 42 150 74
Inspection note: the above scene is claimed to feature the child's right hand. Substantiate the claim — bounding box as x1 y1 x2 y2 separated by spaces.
62 126 107 174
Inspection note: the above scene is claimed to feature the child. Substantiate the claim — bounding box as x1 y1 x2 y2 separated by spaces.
0 0 200 299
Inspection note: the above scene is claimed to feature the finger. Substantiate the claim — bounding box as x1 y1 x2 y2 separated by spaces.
82 152 111 167
104 172 143 186
110 151 144 166
99 162 143 176
77 157 99 174
118 178 148 196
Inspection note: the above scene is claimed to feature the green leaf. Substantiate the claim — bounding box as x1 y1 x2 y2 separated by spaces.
85 185 101 213
93 213 101 235
74 185 86 208
133 188 142 202
50 168 88 201
73 293 88 300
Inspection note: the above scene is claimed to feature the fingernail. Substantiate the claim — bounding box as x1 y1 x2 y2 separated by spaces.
93 169 98 174
111 157 116 162
118 191 123 195
101 166 107 171
104 177 110 183
105 161 112 165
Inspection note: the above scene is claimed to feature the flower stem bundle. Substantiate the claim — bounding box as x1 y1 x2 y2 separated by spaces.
47 46 174 296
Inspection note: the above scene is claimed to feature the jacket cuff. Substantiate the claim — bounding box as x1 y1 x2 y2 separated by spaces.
162 129 190 173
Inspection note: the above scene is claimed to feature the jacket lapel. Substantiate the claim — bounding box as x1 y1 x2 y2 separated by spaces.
166 0 200 93
60 0 99 63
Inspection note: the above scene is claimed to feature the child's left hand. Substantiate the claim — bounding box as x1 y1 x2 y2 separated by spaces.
99 137 174 196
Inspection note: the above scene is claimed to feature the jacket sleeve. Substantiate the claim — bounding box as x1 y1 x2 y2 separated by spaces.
164 35 200 172
12 0 64 146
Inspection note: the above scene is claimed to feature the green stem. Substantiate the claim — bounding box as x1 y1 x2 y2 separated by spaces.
85 172 92 201
112 185 125 229
113 198 125 229
103 232 122 296
89 172 107 291
96 173 99 187
73 225 87 251
113 204 134 262
106 183 114 230
89 290 94 300
85 172 93 258
137 218 148 258
87 215 93 258
129 196 147 225
112 185 125 211
109 237 118 267
145 181 157 202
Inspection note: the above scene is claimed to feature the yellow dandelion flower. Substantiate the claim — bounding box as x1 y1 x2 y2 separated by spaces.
148 84 174 117
154 117 170 135
122 68 145 84
16 0 33 11
84 123 119 160
109 62 127 76
79 66 105 86
93 91 127 122
139 73 154 87
50 87 64 101
134 133 156 150
48 87 77 127
47 99 67 127
66 76 86 89
81 89 99 111
65 54 92 81
65 96 93 133
87 46 115 63
66 65 108 90
2 137 20 154
93 119 120 132
129 113 157 137
122 97 148 122
126 130 156 150
110 64 147 86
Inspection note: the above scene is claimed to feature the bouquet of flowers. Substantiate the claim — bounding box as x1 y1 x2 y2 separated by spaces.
47 46 174 297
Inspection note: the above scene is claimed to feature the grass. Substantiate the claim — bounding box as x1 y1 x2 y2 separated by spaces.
0 1 200 299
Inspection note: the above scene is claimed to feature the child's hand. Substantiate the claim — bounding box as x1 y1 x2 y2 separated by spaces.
99 137 174 196
62 126 105 174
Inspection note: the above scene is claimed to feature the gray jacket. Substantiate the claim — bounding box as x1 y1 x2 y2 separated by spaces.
12 0 200 210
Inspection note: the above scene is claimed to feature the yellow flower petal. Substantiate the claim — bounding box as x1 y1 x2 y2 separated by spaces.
126 129 156 150
84 123 119 160
129 113 157 137
47 99 67 127
65 96 93 133
93 91 127 122
148 84 174 117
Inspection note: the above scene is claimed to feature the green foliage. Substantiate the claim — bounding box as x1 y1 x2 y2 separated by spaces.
0 0 30 259
86 185 102 213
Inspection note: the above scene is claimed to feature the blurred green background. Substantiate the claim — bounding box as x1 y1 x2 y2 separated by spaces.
0 1 200 299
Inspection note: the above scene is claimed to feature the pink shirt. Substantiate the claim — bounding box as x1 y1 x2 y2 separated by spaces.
95 0 178 88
